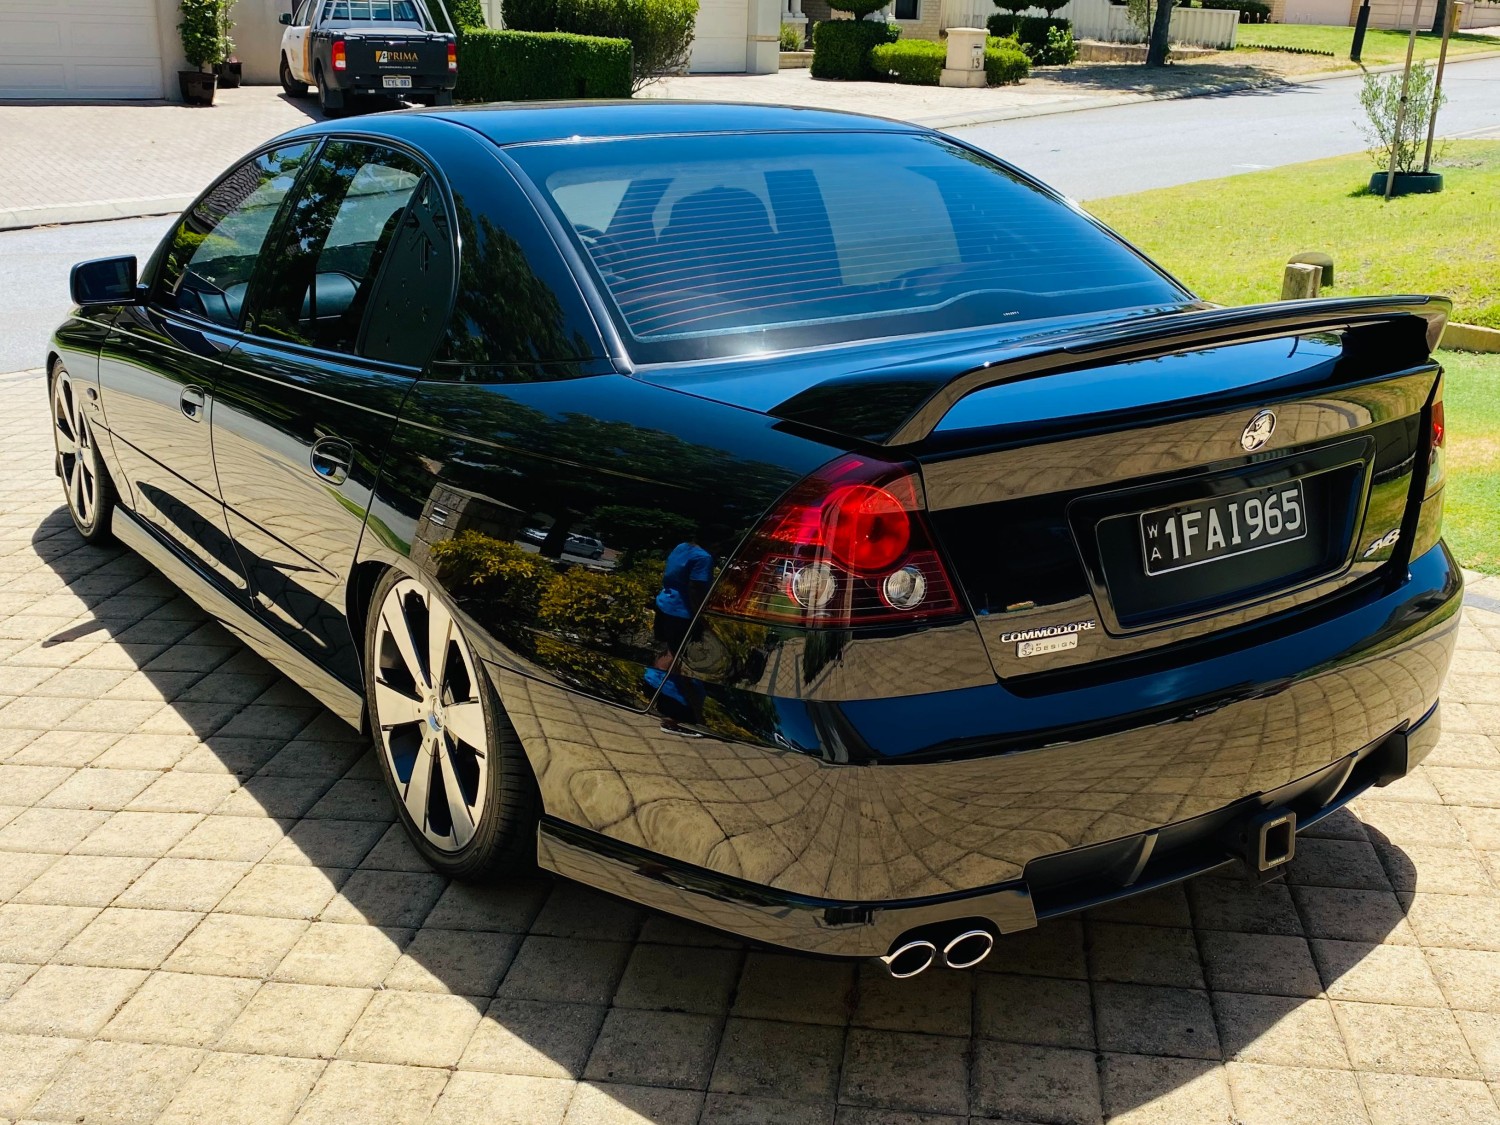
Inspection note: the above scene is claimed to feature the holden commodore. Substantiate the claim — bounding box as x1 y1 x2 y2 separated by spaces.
49 103 1459 978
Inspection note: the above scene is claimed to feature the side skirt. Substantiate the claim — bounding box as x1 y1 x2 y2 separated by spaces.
112 506 366 729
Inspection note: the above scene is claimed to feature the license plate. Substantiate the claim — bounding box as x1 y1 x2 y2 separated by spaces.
383 76 413 88
1140 480 1308 576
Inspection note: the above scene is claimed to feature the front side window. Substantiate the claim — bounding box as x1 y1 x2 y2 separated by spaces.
155 143 314 328
511 132 1188 363
249 141 425 354
293 0 313 23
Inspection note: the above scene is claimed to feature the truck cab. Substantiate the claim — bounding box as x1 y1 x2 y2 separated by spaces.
279 0 458 116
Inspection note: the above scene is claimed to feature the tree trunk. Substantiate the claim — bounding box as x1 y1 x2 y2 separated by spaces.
1146 0 1174 66
1430 0 1446 34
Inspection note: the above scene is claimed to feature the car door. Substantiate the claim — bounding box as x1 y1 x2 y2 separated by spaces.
98 142 316 593
285 0 317 82
211 138 456 686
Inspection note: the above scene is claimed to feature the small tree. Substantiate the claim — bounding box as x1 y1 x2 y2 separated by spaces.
179 0 228 71
1359 63 1446 174
216 0 235 61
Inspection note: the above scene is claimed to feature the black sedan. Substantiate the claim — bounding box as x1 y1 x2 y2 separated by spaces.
49 103 1459 979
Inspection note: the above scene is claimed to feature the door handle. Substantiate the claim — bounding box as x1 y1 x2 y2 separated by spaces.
180 384 206 422
310 437 353 484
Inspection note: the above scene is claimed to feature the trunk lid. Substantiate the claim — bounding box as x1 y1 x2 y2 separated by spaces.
340 29 451 75
638 297 1449 681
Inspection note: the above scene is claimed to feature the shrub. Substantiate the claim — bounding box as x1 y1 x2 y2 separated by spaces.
984 40 1029 84
1359 62 1445 173
780 21 804 50
811 18 900 80
829 0 893 18
986 12 1019 36
1200 0 1271 21
447 0 488 29
553 0 699 89
503 0 560 29
178 0 227 70
1016 15 1071 60
871 38 945 84
454 28 633 101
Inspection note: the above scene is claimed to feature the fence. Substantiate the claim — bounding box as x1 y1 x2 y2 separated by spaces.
940 0 1240 47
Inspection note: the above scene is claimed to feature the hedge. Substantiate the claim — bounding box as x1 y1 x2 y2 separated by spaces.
984 39 1029 84
811 18 900 80
869 35 1029 86
554 0 698 89
1200 0 1271 21
871 39 945 84
454 28 633 100
447 0 487 29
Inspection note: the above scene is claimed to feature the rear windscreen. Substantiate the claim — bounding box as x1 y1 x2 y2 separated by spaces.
510 131 1187 363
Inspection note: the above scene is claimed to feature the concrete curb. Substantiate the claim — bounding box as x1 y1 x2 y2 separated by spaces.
1443 322 1500 353
0 194 195 234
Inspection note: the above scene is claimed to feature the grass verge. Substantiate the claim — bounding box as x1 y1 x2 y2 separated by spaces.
1438 351 1500 574
1235 23 1499 67
1090 145 1500 572
1088 140 1500 329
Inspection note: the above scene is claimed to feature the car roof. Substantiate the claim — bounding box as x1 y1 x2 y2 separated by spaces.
421 100 924 146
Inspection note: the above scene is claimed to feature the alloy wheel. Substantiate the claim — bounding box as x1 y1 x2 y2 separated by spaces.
373 578 489 851
52 372 99 531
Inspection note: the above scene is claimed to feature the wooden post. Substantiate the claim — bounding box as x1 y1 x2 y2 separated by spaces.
1423 1 1462 173
1281 262 1322 301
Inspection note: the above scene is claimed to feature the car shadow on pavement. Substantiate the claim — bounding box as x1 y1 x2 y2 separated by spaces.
9 493 1424 1122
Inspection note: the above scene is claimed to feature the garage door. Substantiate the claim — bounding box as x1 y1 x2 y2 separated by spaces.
690 0 750 72
0 0 164 99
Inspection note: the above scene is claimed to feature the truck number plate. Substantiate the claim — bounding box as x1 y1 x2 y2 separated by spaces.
383 76 413 88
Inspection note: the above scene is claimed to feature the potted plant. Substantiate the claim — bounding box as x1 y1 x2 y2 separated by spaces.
1359 62 1445 196
178 0 227 105
216 1 242 88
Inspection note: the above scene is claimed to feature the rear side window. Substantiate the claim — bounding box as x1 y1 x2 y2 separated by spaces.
511 132 1187 362
248 141 426 356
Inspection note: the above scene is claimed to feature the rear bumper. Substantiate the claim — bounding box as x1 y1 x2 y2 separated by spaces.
508 541 1461 956
333 72 456 92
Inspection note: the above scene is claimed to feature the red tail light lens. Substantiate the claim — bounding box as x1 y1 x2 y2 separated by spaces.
1432 399 1445 449
448 42 458 71
332 40 347 70
710 455 963 627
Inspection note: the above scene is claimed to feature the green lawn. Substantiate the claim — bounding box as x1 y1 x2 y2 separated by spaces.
1088 140 1500 329
1089 145 1500 572
1235 23 1499 66
1438 351 1500 574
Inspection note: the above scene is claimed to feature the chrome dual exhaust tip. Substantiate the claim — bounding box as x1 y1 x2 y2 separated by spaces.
941 928 994 970
880 939 937 979
880 926 996 978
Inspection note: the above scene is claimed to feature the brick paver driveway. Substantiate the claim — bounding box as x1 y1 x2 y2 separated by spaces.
5 365 1500 1124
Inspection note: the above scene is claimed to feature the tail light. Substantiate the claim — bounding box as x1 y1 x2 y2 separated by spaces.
709 454 963 627
448 42 458 71
1432 398 1445 451
332 40 347 70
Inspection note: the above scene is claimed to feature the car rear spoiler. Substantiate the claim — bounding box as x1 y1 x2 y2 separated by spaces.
773 296 1451 448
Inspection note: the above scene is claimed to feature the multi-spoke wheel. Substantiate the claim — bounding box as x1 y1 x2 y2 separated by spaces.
364 571 537 876
51 364 114 543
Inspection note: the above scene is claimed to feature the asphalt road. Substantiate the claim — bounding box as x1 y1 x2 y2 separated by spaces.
955 55 1500 200
1 56 1496 374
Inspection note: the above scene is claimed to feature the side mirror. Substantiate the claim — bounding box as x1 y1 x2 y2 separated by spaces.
70 256 139 306
280 12 293 23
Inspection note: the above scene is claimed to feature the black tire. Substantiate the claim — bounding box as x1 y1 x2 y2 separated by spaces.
364 568 539 879
279 54 310 97
50 363 115 545
433 89 455 106
315 65 346 118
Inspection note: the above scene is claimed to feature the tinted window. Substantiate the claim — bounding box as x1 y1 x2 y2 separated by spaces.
250 141 424 355
156 144 314 328
511 132 1187 362
361 177 457 367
